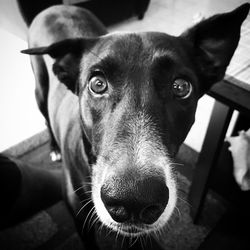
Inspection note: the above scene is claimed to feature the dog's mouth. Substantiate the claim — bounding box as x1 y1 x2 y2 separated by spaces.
91 195 176 237
109 223 154 237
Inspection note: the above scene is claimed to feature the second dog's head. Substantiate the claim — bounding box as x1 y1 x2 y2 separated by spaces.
23 4 249 236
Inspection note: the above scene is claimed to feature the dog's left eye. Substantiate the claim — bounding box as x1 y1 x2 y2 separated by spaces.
172 79 192 99
89 75 108 95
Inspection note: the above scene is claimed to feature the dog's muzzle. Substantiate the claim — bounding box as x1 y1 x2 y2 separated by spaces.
100 174 169 224
91 112 177 235
92 156 177 236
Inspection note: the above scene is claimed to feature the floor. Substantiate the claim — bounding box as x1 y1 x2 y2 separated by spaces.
0 0 248 152
0 131 226 250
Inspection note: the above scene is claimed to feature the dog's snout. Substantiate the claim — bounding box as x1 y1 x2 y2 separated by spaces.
100 175 169 224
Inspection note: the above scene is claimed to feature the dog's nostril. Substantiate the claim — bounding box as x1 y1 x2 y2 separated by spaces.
101 185 131 223
101 176 169 224
139 204 165 224
107 205 130 223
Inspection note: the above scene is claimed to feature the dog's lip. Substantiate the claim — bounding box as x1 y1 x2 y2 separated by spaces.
114 223 152 236
118 227 144 236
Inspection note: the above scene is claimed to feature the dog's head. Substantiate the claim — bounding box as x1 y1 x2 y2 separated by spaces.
23 4 249 236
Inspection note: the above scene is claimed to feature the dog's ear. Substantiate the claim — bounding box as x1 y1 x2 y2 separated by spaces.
181 3 250 94
22 38 90 94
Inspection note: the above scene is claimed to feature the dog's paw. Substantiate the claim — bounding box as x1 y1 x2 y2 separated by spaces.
50 151 62 162
226 128 250 191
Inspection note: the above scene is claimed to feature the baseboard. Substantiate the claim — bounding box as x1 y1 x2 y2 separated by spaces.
2 130 49 158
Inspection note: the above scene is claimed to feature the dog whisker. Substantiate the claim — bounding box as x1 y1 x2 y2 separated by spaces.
82 206 96 232
115 227 120 245
76 199 92 217
153 223 165 240
177 196 191 207
79 197 91 204
152 229 159 241
104 224 113 238
82 181 93 186
88 207 97 222
72 185 84 193
121 233 126 249
174 206 182 220
72 183 92 196
87 208 98 231
97 221 104 235
129 235 140 248
142 234 148 250
147 233 153 249
82 190 93 195
88 214 99 231
159 226 165 239
139 237 145 250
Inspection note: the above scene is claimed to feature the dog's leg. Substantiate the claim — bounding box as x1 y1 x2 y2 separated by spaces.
0 154 62 230
30 55 61 161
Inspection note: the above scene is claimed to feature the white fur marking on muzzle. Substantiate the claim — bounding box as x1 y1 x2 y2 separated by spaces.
91 112 177 236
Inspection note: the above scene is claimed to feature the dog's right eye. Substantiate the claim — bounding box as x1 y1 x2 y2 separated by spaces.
172 79 192 99
88 75 108 95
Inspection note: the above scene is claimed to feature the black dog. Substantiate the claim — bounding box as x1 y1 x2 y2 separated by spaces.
21 3 249 249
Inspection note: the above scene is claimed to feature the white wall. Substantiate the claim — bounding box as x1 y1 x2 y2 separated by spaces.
0 29 45 152
0 0 27 40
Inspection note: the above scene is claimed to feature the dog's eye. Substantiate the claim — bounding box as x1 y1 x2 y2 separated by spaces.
89 75 108 95
172 79 192 99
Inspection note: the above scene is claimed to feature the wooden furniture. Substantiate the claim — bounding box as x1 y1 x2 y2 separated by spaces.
188 80 250 222
188 15 250 222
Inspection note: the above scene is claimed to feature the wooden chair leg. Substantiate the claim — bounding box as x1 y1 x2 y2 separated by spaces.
188 100 233 223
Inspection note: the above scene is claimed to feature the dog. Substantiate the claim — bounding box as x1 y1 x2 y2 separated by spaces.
22 3 249 249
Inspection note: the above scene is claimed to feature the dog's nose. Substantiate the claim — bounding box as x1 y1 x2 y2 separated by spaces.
100 176 169 224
